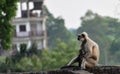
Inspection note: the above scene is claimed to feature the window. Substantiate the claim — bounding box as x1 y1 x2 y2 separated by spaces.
19 25 26 32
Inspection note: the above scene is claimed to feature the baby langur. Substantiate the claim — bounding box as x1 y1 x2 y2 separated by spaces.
67 32 99 68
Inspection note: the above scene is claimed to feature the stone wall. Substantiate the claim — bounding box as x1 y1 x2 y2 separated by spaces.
2 66 120 74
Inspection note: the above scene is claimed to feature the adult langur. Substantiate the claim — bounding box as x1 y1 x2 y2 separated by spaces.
67 32 99 68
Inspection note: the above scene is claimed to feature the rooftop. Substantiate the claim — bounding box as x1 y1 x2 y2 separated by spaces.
20 0 44 2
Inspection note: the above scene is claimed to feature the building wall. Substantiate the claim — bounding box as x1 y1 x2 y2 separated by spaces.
12 0 47 51
12 20 46 51
16 22 30 37
15 40 31 51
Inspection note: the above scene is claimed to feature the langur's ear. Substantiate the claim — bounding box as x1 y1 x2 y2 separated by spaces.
81 34 85 38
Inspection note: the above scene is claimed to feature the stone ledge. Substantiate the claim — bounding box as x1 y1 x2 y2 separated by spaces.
87 66 120 74
2 66 120 74
47 69 92 74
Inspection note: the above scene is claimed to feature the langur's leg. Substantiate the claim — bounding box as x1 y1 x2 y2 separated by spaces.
78 56 84 67
81 58 86 69
85 57 97 68
67 56 79 66
61 56 80 69
78 49 86 67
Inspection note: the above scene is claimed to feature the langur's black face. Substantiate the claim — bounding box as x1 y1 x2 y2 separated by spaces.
77 35 81 40
77 34 85 41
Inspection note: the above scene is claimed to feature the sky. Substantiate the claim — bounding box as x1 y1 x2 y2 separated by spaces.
45 0 120 29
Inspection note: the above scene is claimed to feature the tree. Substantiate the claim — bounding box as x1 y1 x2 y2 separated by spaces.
40 39 79 70
77 10 120 65
45 7 72 49
0 39 79 72
0 0 18 49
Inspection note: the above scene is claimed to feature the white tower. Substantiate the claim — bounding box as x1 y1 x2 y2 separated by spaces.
12 0 47 51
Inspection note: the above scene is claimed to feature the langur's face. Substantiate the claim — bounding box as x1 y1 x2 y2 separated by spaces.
77 34 85 41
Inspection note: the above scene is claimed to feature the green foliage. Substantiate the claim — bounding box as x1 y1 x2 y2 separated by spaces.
77 10 120 65
15 55 42 72
0 0 18 49
27 43 38 56
0 39 79 72
0 4 120 72
45 7 72 49
109 38 120 54
20 44 27 55
40 39 79 70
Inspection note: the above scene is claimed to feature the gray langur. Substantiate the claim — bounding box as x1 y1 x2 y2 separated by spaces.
67 32 99 68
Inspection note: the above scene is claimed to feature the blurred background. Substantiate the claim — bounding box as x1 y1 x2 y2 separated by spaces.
0 0 120 72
